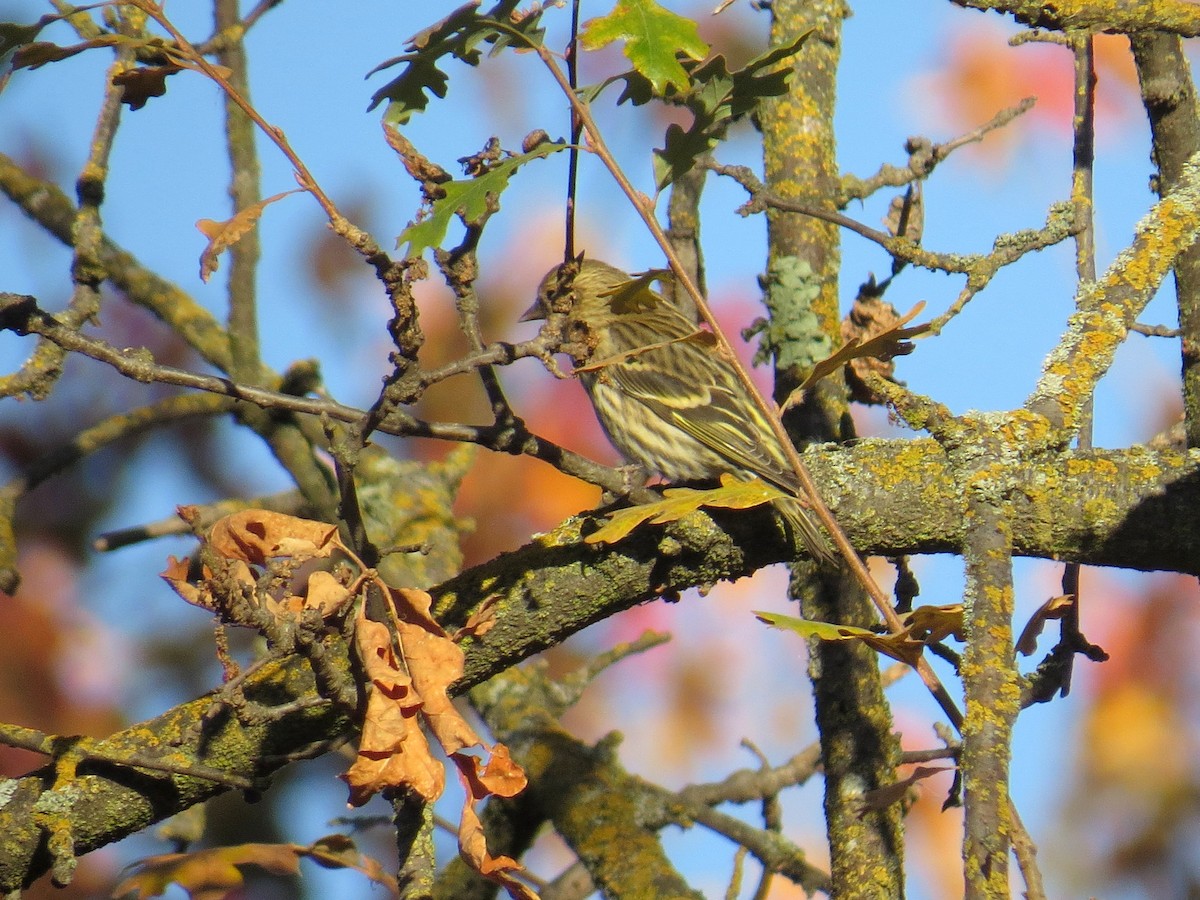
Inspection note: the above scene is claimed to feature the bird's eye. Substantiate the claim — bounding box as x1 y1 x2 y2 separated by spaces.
567 321 586 340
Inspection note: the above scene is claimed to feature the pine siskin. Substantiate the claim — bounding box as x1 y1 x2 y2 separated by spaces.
522 258 836 566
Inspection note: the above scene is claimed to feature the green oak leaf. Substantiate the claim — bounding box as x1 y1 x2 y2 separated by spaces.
367 0 545 124
580 33 811 189
580 0 708 96
397 142 566 259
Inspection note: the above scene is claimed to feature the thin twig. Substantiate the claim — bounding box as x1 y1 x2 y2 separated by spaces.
0 293 647 501
1130 321 1182 338
214 0 263 381
708 160 1080 336
130 1 347 234
133 0 410 325
564 0 581 261
839 97 1037 205
0 393 232 507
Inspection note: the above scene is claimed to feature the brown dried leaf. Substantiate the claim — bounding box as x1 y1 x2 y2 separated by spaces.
1016 594 1076 656
454 744 528 800
161 555 208 608
197 190 301 283
161 555 255 613
357 617 414 701
111 844 301 900
859 765 950 813
902 604 964 643
391 585 442 632
455 773 539 900
257 564 354 621
456 594 500 641
856 631 927 668
343 617 454 805
343 591 529 820
841 295 928 405
398 618 479 754
263 568 350 619
482 745 528 799
111 64 183 110
787 300 929 408
302 569 352 617
344 688 445 805
208 509 341 568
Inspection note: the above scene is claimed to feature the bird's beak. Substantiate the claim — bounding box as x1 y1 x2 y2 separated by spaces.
517 299 546 323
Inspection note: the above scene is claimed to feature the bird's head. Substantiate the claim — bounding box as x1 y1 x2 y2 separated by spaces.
520 258 667 325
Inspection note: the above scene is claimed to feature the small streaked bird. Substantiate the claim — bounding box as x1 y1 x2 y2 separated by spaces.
522 258 836 566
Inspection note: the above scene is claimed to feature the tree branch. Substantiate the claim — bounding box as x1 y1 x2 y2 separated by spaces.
1026 151 1200 438
951 0 1200 35
1131 31 1200 449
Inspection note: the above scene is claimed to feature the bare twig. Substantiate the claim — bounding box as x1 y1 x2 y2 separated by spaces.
1130 321 1183 338
708 160 1080 336
0 152 235 369
839 97 1037 205
214 0 262 381
0 393 232 508
130 0 412 333
0 10 133 401
0 293 647 501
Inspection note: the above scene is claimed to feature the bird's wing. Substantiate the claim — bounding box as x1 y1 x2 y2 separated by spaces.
601 329 802 494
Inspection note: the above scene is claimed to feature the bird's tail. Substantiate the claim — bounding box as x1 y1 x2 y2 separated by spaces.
775 498 839 568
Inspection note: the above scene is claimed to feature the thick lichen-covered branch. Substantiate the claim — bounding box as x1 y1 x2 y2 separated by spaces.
469 667 706 899
1027 152 1200 437
959 467 1020 898
951 0 1200 35
0 650 352 892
